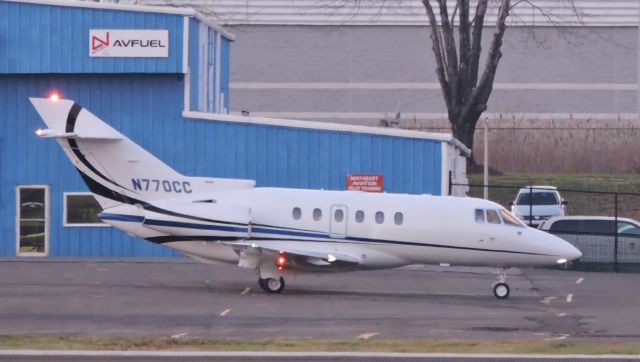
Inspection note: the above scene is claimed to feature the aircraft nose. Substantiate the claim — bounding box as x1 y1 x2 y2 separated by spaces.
553 235 582 262
564 242 582 261
540 231 582 262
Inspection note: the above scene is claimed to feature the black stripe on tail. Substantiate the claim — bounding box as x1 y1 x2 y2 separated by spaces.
65 103 131 192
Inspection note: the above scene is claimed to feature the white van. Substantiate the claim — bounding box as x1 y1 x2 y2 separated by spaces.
539 216 640 264
539 216 640 235
509 186 567 226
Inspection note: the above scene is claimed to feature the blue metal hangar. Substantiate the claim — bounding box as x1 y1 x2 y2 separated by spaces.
0 0 469 258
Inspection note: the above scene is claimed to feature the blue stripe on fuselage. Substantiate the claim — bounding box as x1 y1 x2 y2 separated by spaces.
99 213 145 223
143 218 249 233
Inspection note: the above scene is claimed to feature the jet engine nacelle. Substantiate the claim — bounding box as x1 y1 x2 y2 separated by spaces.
141 200 251 239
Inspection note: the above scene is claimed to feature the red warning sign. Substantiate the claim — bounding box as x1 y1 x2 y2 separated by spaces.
346 174 383 192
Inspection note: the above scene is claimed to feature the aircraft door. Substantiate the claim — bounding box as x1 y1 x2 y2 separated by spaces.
330 205 348 238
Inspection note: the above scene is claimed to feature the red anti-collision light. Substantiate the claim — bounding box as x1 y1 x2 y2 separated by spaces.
276 251 287 270
49 92 60 102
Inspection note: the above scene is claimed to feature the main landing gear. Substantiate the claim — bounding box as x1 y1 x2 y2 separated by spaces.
257 252 287 294
492 268 510 299
258 276 285 294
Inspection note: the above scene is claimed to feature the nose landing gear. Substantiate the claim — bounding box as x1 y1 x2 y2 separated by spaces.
492 268 510 299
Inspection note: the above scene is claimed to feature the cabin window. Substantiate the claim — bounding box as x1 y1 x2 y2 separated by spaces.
334 209 344 222
394 212 403 225
355 210 365 223
475 209 485 223
313 208 322 221
292 207 302 220
486 209 501 224
375 211 385 224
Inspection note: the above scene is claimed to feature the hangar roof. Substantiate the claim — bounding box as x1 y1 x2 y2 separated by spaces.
183 110 473 156
111 0 639 27
7 0 234 40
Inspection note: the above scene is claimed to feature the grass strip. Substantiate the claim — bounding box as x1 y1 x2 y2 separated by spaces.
0 335 639 354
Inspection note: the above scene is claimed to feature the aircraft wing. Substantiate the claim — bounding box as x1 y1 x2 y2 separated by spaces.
222 240 361 272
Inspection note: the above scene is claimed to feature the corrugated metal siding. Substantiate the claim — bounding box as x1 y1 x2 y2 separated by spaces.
182 120 442 194
0 1 185 74
188 17 200 111
123 0 640 27
0 73 442 256
220 37 230 112
187 16 227 113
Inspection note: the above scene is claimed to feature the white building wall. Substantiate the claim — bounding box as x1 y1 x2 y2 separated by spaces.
123 0 639 27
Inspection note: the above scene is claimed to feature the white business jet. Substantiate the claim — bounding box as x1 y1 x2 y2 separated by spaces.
30 96 582 299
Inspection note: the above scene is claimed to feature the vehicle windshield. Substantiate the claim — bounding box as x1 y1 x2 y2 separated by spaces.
499 209 527 228
618 222 640 236
516 191 559 206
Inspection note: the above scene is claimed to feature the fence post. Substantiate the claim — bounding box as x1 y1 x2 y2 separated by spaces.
614 192 619 273
529 185 533 227
483 118 489 200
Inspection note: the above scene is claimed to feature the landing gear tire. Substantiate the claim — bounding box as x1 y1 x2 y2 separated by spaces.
493 282 510 299
258 277 285 294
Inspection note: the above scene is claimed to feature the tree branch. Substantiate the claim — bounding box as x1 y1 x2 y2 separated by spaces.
450 2 458 27
467 0 487 93
461 0 510 122
434 0 460 119
457 0 471 106
422 0 453 113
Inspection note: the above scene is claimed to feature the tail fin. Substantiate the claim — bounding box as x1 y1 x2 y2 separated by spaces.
30 97 254 209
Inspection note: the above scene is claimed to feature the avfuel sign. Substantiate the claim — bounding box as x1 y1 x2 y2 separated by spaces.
90 29 168 57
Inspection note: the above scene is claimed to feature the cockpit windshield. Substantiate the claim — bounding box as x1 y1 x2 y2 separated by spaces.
474 208 527 228
486 209 501 224
500 209 526 228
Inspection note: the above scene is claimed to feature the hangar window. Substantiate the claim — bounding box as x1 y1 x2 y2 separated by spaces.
475 209 485 223
375 211 385 224
17 185 49 255
355 210 365 223
486 209 502 225
394 212 403 225
313 208 323 221
64 193 107 227
292 207 302 220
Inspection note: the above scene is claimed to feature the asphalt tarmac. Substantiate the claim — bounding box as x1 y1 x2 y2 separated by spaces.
0 258 638 341
1 351 640 362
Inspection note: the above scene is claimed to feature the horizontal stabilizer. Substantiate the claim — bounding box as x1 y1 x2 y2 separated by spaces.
30 98 122 140
35 128 121 140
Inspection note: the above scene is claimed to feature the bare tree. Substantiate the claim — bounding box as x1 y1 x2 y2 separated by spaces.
421 0 581 165
421 0 508 165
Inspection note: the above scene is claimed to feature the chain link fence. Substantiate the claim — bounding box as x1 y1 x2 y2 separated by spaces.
451 181 640 272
